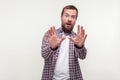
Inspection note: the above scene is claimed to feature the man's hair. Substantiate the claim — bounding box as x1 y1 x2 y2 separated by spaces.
61 5 78 18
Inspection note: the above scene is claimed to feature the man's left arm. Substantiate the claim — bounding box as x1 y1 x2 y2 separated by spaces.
74 45 87 59
69 25 87 59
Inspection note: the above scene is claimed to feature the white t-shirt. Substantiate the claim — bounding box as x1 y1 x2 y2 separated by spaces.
53 35 70 80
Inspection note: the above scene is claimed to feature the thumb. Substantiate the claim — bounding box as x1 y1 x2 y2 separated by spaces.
69 37 74 42
60 37 66 43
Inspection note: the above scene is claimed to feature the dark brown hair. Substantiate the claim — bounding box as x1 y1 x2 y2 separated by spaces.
61 5 78 18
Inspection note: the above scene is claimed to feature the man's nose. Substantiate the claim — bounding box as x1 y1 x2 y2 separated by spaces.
68 16 72 21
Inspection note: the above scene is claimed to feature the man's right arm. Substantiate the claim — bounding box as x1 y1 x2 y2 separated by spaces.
41 33 58 60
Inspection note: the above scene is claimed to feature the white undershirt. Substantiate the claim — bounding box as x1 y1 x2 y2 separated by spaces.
53 35 69 80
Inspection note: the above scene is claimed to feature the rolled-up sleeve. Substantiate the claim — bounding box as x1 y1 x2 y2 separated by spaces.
74 45 87 59
41 34 58 60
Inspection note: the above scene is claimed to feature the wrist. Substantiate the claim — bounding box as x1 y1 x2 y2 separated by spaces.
50 46 58 50
74 44 84 49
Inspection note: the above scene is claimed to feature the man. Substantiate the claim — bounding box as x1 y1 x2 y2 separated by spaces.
41 5 87 80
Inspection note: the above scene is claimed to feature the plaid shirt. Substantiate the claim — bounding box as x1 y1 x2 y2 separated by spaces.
41 28 87 80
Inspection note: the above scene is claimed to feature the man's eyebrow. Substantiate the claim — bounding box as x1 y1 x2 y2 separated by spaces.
64 13 69 15
64 13 76 16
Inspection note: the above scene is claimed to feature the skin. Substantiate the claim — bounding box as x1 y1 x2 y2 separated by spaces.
61 9 77 33
46 9 87 49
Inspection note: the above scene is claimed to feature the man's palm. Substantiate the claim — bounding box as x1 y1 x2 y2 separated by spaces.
46 26 65 49
69 25 87 47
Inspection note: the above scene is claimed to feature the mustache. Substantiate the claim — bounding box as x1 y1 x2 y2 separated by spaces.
61 25 73 33
66 22 72 25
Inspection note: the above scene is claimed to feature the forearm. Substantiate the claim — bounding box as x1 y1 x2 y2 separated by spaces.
41 36 58 60
74 45 87 59
42 45 57 60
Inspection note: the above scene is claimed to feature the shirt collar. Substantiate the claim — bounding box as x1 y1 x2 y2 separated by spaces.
58 27 74 37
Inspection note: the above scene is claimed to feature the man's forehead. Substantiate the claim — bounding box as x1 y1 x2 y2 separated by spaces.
63 9 77 15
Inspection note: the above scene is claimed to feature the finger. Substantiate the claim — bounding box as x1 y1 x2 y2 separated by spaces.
83 34 87 42
48 28 52 36
69 37 74 42
46 30 52 41
58 37 66 45
51 27 54 35
77 25 80 34
52 26 56 35
82 29 85 37
81 26 85 36
69 37 76 43
83 29 85 35
51 26 56 35
60 37 66 43
69 37 78 43
51 26 54 34
81 26 83 34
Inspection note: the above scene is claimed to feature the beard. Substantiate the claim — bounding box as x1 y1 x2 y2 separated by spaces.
62 24 73 34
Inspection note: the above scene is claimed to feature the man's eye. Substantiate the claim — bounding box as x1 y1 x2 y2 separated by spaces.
71 16 76 19
65 15 69 17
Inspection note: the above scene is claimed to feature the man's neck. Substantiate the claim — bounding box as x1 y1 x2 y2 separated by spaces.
62 27 71 35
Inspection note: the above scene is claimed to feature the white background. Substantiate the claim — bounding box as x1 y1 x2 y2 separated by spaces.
0 0 120 80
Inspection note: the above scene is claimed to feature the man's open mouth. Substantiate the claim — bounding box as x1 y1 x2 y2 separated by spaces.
66 23 71 25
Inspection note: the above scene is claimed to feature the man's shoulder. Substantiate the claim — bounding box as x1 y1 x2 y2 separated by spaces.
56 27 61 31
55 27 62 33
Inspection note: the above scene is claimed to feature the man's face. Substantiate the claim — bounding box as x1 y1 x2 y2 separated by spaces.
61 9 77 33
